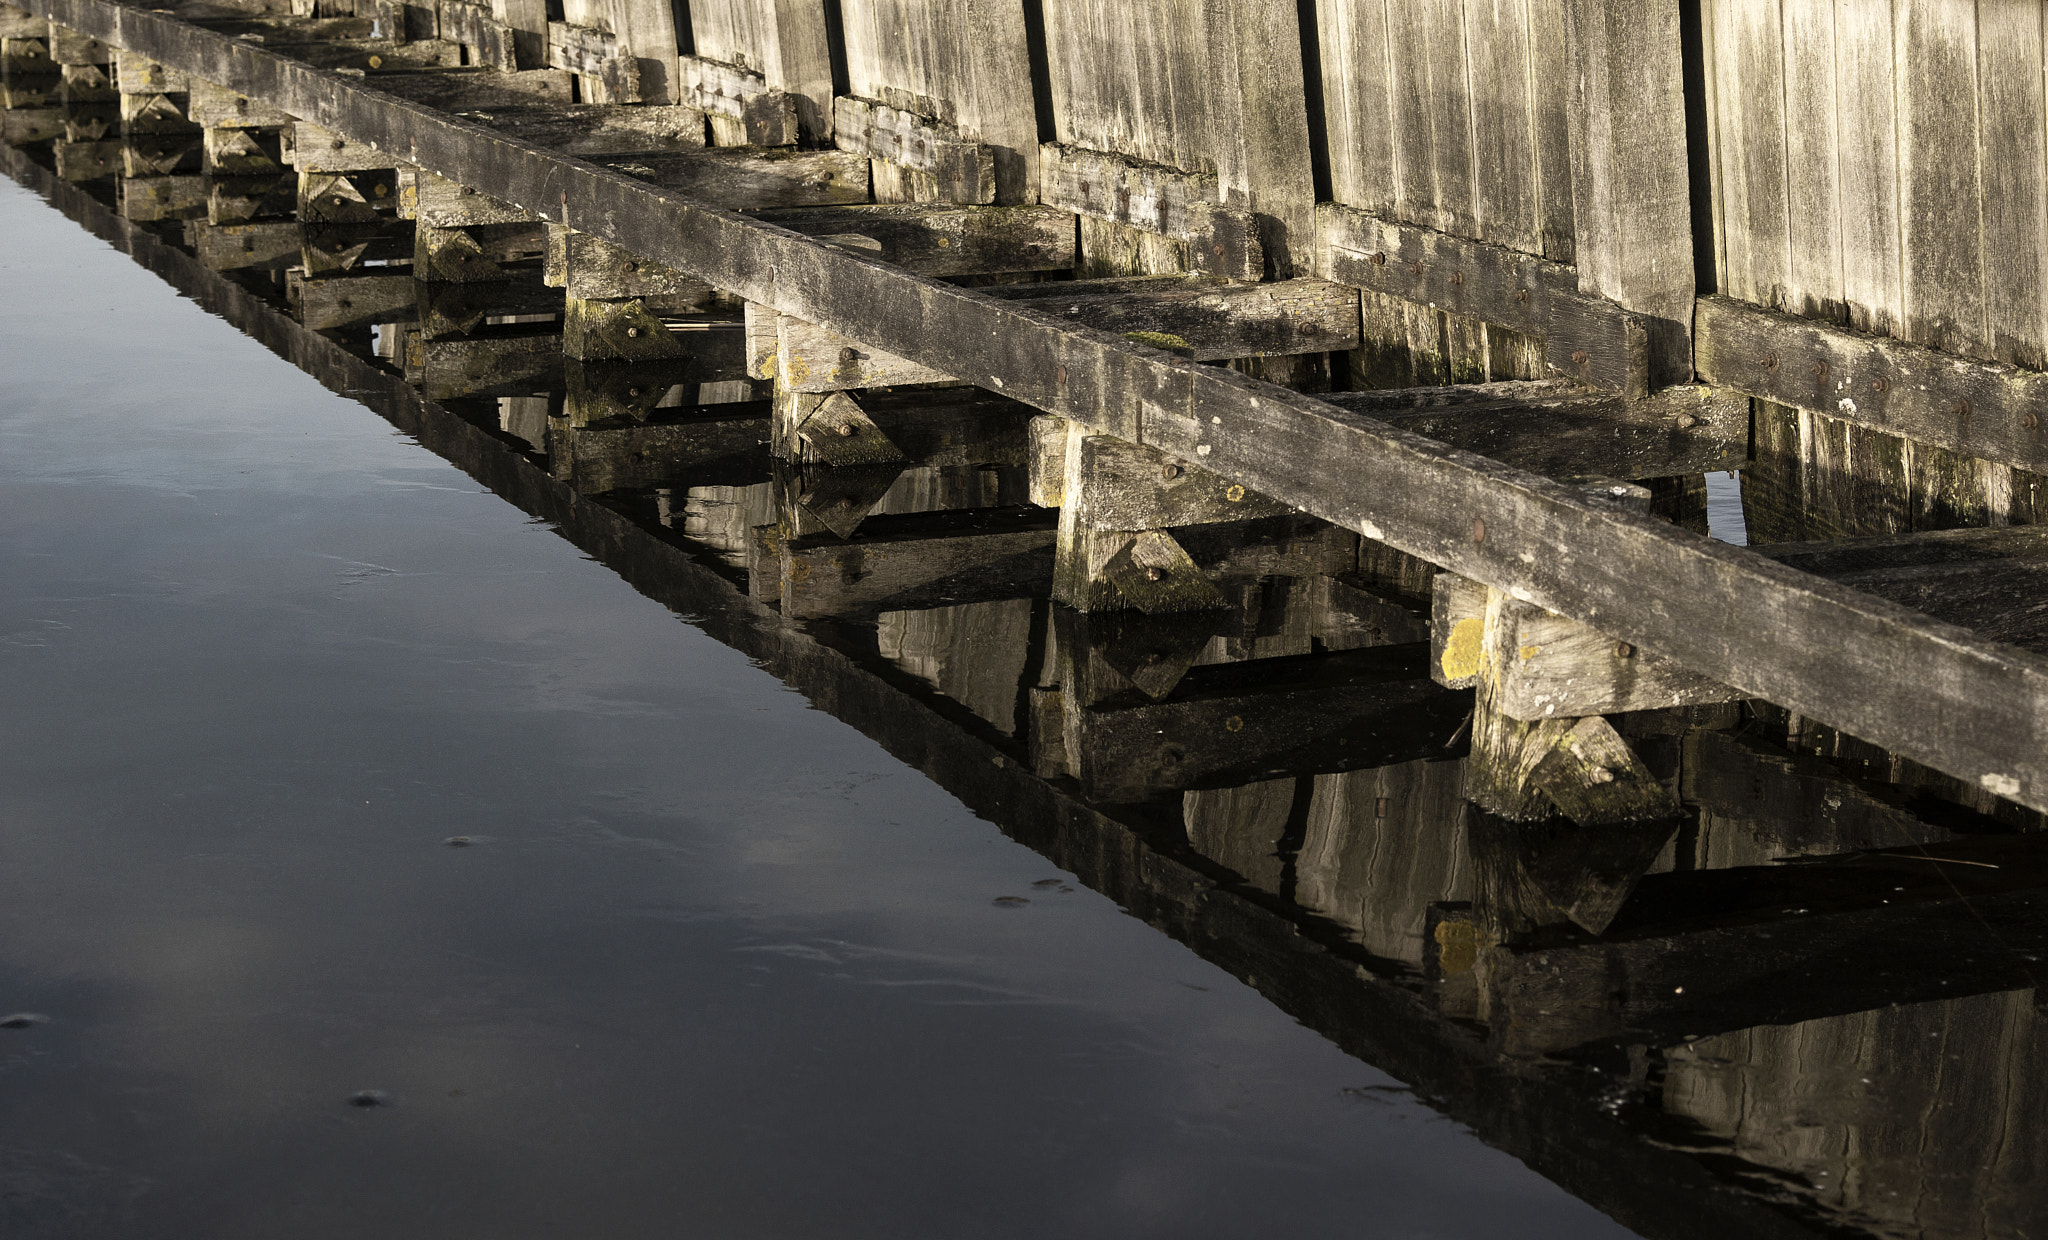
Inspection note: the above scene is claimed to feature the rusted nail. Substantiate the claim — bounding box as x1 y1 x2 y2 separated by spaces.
1614 641 1635 658
1144 566 1164 582
1763 352 1780 372
1056 366 1067 386
1212 244 1225 256
625 326 642 338
1514 288 1530 303
1299 322 1319 337
1370 251 1387 266
1571 349 1590 365
2026 412 2041 431
1409 262 1424 276
1873 376 1891 393
626 387 642 397
1024 244 1040 256
1449 271 1464 285
838 346 857 362
836 423 857 438
459 185 475 195
1675 413 1698 429
1162 463 1183 480
1811 361 1828 378
1952 399 1971 418
1375 796 1389 818
1472 517 1486 543
622 261 637 273
330 138 345 150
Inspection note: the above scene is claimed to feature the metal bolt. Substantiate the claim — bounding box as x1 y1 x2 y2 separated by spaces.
839 346 857 362
1587 765 1617 785
1811 361 1828 378
1299 322 1319 337
626 387 642 397
1212 244 1225 256
1024 244 1041 256
1370 251 1387 266
1952 399 1971 418
1144 566 1164 582
1472 517 1486 543
1763 352 1780 372
330 138 345 150
1409 262 1424 276
2027 412 2041 431
1614 641 1635 658
625 326 642 338
1449 271 1464 285
330 195 344 205
1675 413 1697 429
1514 288 1530 303
1873 376 1891 393
1162 463 1182 480
837 423 857 438
622 260 637 272
1571 349 1590 365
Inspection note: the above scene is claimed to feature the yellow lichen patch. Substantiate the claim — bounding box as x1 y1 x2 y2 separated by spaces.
1440 616 1484 681
1122 330 1193 351
1519 644 1539 662
1434 919 1478 975
1225 484 1246 502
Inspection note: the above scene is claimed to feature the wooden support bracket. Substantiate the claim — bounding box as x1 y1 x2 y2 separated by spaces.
1040 142 1263 280
680 54 795 146
835 96 993 204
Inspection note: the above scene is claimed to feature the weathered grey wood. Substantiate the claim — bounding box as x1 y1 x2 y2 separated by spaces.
562 294 684 360
298 166 397 221
404 165 531 225
545 20 637 101
189 218 301 269
1695 293 2048 476
1975 0 2046 369
1564 0 1692 385
51 136 116 178
57 57 113 100
416 272 563 337
1325 382 1750 480
1054 430 1293 532
677 54 794 146
1 107 63 143
38 0 2048 814
112 46 183 92
592 146 867 208
1703 0 1788 313
487 0 546 71
834 96 993 205
749 203 1075 277
1317 203 1646 395
1896 0 1983 360
1040 143 1263 281
682 0 832 144
555 225 709 303
187 78 294 127
367 66 574 110
438 0 514 71
776 506 1057 619
118 88 192 134
442 102 702 157
0 1 45 37
262 36 463 73
404 327 560 397
1829 0 1900 338
285 117 398 169
604 0 680 107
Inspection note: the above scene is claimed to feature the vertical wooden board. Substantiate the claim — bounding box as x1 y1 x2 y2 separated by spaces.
1526 0 1574 262
1314 0 1396 215
1780 0 1841 320
559 0 605 29
1704 0 1790 309
1565 0 1695 384
1895 0 1986 358
1421 0 1477 240
1040 0 1211 174
1202 0 1317 276
1974 0 2047 369
1831 0 1901 336
1462 0 1541 255
1383 0 1448 233
491 0 548 68
607 0 680 104
689 0 834 141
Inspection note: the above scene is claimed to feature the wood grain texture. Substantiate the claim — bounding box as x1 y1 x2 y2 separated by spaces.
683 0 832 143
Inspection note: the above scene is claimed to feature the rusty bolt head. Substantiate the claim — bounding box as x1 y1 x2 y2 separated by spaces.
460 185 475 195
1472 517 1486 543
1811 361 1828 378
1409 262 1424 276
1952 399 1972 418
1162 463 1183 480
330 138 346 150
1144 566 1165 582
622 261 637 273
2026 412 2041 431
1514 288 1530 303
1763 352 1780 372
1449 271 1464 285
1299 322 1319 337
1873 376 1891 393
1370 251 1387 266
625 326 642 338
626 387 642 398
838 346 857 363
1614 641 1635 659
1675 413 1698 429
330 195 344 205
837 423 857 438
1024 244 1041 256
1587 765 1617 785
1212 244 1225 256
1571 349 1590 366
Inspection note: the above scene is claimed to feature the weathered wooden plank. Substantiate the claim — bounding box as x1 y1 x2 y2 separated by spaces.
1831 0 1900 337
1313 0 1395 218
116 171 205 219
443 102 703 157
1695 293 2048 475
545 20 637 101
1 106 64 144
289 269 416 329
834 96 994 205
1780 0 1839 321
1565 0 1693 384
404 327 561 397
189 218 302 269
1703 0 1787 310
368 66 575 110
1462 0 1540 256
748 203 1075 277
555 225 709 303
1895 0 1984 358
1975 0 2048 369
36 0 2048 813
416 273 563 337
592 146 868 208
187 77 294 127
606 0 680 106
487 0 546 70
678 53 795 146
1040 142 1263 280
404 165 531 225
51 136 116 178
682 0 832 143
112 46 183 92
118 88 193 134
285 118 399 170
550 406 770 492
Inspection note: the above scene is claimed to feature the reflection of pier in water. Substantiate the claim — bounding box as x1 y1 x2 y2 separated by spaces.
7 27 2048 1240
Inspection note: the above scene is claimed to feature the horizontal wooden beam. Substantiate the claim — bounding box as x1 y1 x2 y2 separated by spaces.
749 202 1075 277
24 0 2048 814
1316 203 1647 397
677 53 794 146
771 505 1057 619
1039 141 1261 280
440 102 703 157
1695 292 2048 476
835 96 991 204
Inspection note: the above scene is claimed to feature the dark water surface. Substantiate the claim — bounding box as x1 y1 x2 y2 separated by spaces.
0 178 1642 1234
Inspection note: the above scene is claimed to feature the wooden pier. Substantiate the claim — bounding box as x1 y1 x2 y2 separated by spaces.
6 0 2048 827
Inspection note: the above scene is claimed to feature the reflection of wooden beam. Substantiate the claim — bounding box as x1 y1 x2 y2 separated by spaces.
549 405 769 493
768 505 1057 619
751 202 1076 277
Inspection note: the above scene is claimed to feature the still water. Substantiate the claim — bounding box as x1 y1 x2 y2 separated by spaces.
0 174 1643 1233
